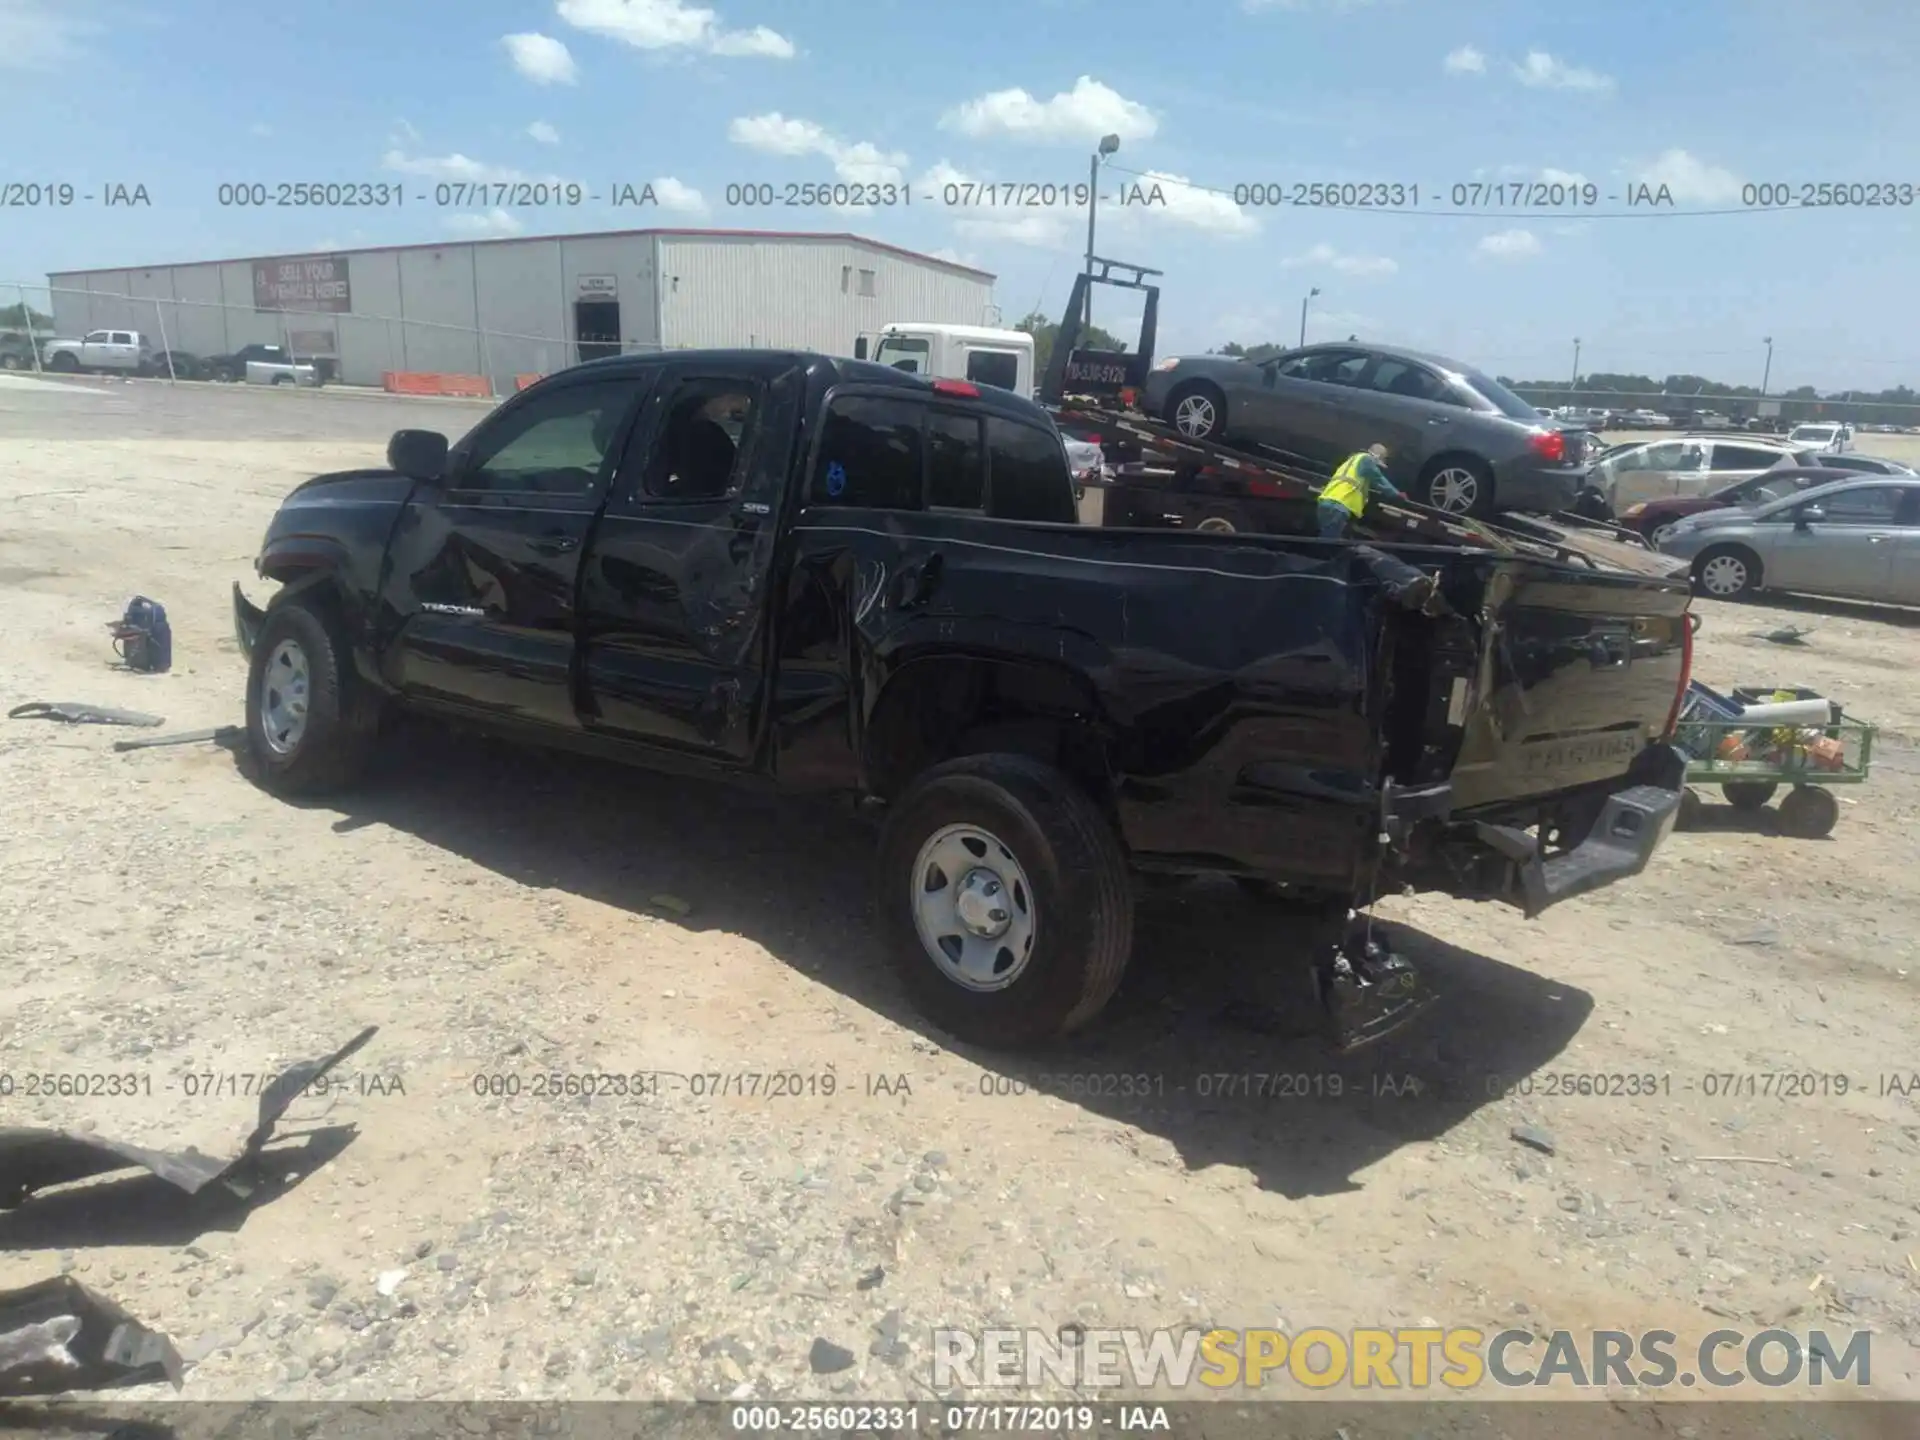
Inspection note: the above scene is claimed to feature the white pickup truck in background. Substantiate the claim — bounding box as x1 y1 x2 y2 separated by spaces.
40 329 153 374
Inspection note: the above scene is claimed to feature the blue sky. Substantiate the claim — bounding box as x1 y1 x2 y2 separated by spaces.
5 0 1918 391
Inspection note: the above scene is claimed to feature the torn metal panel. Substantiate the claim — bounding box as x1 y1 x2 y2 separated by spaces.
0 1277 183 1396
0 1026 377 1211
7 705 164 728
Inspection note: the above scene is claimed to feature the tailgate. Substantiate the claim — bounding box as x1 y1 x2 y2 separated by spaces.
1445 561 1691 811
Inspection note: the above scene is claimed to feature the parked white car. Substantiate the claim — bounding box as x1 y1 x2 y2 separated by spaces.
245 355 319 387
1788 422 1853 453
40 329 153 374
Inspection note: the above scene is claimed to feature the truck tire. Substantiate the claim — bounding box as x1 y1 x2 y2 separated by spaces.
1164 382 1226 440
49 352 79 373
245 597 382 795
1192 509 1239 534
877 754 1134 1048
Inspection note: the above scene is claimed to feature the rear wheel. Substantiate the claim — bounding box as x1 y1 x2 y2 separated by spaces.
1165 383 1225 441
0 354 21 371
1419 455 1494 517
245 598 382 795
1693 546 1760 599
49 352 79 373
877 754 1134 1049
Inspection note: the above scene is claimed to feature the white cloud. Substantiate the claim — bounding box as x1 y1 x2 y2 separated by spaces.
1631 148 1742 203
956 212 1076 250
1512 51 1614 92
1444 45 1486 75
383 150 528 184
1540 167 1589 187
650 176 708 214
727 113 905 185
527 120 561 145
1280 242 1396 276
942 76 1157 144
445 209 526 238
1477 228 1542 259
0 0 97 69
928 247 983 269
502 32 579 83
556 0 794 59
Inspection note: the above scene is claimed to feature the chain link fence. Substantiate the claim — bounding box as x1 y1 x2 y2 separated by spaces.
1506 385 1920 431
0 282 678 395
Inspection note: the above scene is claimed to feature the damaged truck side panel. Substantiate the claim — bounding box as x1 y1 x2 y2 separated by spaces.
233 349 1692 1049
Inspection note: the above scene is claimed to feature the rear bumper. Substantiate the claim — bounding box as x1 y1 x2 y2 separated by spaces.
1398 744 1688 919
1473 780 1682 918
1494 463 1586 514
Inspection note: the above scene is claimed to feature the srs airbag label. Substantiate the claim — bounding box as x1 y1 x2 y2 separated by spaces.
1519 734 1640 773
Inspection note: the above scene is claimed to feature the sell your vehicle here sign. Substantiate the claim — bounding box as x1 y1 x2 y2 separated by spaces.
253 256 352 313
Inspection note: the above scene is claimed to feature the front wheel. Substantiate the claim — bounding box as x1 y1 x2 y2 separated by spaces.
245 598 382 795
49 352 79 373
1647 520 1682 547
876 754 1134 1048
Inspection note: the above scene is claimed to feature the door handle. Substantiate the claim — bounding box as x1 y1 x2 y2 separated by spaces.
893 553 943 609
529 534 579 556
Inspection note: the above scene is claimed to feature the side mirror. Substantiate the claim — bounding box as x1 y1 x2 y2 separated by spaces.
1796 504 1826 529
853 337 869 360
388 428 448 482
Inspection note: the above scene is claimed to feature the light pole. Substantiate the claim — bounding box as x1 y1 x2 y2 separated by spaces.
1084 133 1120 333
1760 336 1774 396
1298 287 1320 347
1570 337 1581 392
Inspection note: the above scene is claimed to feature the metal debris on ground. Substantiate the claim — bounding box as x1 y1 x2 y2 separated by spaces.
0 1274 185 1395
1511 1124 1558 1156
112 725 243 753
8 702 164 728
1753 626 1814 645
0 1025 378 1210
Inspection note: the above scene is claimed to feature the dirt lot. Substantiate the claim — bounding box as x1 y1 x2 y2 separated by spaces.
2 375 1918 1423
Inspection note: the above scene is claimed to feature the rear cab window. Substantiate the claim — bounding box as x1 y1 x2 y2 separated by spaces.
809 389 1076 523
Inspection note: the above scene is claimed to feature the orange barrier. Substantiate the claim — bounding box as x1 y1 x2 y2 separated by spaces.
381 371 495 398
514 373 544 391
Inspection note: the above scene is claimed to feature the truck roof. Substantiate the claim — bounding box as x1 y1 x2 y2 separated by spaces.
880 323 1032 346
565 348 1058 425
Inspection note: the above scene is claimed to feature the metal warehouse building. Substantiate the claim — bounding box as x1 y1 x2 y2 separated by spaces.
44 228 998 393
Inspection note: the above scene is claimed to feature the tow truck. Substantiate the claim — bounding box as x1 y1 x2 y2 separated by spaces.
1037 258 1662 568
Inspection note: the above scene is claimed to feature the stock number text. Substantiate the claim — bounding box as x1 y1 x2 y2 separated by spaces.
725 182 909 208
217 182 404 208
1234 182 1418 208
1743 182 1916 208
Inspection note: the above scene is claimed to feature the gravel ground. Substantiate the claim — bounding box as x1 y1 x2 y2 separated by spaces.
2 375 1917 1423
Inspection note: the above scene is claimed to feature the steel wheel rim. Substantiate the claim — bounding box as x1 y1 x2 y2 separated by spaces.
1430 467 1480 513
1699 554 1747 596
1195 516 1236 534
1173 394 1216 437
909 823 1037 992
259 638 312 755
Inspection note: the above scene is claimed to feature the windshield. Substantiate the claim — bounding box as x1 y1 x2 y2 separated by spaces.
1790 425 1836 442
873 336 931 373
1457 368 1547 422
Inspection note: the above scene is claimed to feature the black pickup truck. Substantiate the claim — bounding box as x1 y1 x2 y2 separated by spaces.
234 348 1694 1049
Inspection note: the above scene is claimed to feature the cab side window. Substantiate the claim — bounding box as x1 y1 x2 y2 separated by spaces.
986 417 1076 523
810 395 925 509
458 378 641 495
639 378 760 501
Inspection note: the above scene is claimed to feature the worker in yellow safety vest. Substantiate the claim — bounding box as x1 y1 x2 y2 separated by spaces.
1317 443 1405 539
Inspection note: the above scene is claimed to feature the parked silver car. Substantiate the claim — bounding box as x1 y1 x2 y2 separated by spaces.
1585 435 1814 513
1657 475 1920 604
1140 342 1590 517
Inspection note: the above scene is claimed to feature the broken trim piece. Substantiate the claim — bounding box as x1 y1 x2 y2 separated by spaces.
0 1276 184 1396
0 1026 378 1210
7 704 165 728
